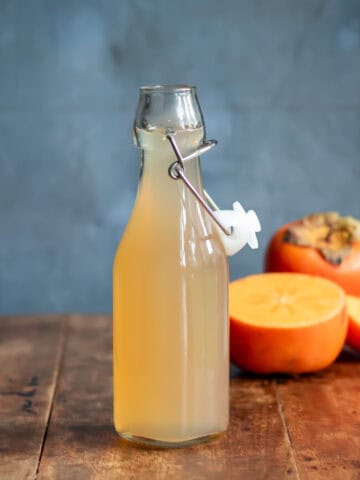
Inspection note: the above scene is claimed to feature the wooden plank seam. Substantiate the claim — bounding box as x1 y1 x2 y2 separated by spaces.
34 317 69 480
274 380 301 480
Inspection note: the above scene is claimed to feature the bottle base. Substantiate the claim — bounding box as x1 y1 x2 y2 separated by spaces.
117 430 223 448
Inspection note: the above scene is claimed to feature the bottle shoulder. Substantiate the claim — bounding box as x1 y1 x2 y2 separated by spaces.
115 211 227 267
114 179 228 264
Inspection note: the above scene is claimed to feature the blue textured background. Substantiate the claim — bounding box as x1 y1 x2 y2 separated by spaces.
1 0 360 314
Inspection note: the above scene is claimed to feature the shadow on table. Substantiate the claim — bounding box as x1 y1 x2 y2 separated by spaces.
230 345 360 383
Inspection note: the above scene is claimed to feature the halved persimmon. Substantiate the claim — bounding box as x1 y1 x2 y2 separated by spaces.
346 295 360 352
229 273 347 374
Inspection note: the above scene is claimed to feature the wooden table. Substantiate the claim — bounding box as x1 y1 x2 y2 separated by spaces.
1 315 360 480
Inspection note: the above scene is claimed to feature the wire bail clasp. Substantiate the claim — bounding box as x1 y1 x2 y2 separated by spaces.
166 132 232 236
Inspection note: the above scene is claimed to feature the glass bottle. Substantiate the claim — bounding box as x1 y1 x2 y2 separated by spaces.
113 85 260 447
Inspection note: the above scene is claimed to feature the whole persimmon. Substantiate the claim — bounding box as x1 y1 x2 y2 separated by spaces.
265 212 360 297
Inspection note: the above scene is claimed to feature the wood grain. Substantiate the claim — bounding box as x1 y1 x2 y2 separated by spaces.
38 315 296 480
275 349 360 480
2 315 359 479
0 315 66 480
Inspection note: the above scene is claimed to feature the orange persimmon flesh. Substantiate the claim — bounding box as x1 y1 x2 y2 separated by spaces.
346 295 360 352
229 273 347 374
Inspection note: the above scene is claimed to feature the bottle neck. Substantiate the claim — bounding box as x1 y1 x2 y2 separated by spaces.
130 127 220 247
136 128 205 200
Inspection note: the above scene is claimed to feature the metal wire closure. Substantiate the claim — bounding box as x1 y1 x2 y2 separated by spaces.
166 132 232 236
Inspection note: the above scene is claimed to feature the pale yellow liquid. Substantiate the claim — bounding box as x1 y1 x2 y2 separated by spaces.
113 127 229 446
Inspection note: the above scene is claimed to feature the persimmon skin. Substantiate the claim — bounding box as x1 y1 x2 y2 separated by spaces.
230 306 347 374
265 223 360 297
347 316 360 352
346 296 360 352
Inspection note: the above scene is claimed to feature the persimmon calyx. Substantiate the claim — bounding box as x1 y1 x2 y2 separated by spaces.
283 212 360 265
